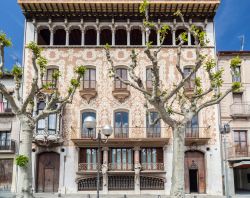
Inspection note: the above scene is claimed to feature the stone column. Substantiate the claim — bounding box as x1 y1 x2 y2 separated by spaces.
142 29 146 46
50 28 54 46
81 28 85 46
127 28 130 46
97 28 100 46
102 147 109 194
157 27 160 46
134 146 141 194
112 28 115 46
172 29 176 46
188 30 191 46
66 28 69 46
34 28 37 43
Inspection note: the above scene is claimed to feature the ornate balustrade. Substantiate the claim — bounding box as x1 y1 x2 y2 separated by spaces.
185 127 211 146
78 163 101 171
108 163 134 171
141 163 164 171
227 146 250 159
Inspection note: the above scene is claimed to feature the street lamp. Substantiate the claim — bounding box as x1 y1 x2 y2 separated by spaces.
84 116 113 198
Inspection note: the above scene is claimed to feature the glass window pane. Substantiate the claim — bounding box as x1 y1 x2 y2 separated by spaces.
141 149 146 163
152 148 157 163
48 114 57 130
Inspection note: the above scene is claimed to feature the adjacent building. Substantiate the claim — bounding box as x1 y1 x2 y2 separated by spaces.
18 0 223 196
218 51 250 196
0 74 20 193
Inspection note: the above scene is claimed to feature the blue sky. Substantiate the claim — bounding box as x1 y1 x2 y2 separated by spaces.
0 0 250 70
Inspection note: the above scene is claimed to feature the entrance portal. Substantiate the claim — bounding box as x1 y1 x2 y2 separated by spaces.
234 167 250 194
37 152 60 192
185 151 206 194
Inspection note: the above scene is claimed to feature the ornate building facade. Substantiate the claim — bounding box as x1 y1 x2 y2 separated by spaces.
18 0 223 196
218 51 250 196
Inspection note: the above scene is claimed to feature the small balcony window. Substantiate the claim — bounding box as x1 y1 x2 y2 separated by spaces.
232 66 241 83
146 112 161 138
43 68 59 89
0 94 12 113
183 67 195 91
0 131 10 149
109 148 133 170
53 29 66 45
115 29 127 46
37 28 50 45
141 148 164 170
115 68 127 90
146 68 152 90
186 115 199 138
83 68 96 89
82 111 96 138
234 131 248 156
114 111 129 138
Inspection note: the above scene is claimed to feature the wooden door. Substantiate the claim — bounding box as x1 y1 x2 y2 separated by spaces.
0 159 13 191
185 151 206 194
37 152 60 192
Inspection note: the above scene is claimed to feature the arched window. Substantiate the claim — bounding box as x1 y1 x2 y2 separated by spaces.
83 68 96 89
37 28 50 45
162 28 172 45
69 28 81 45
115 29 127 45
115 68 127 90
130 28 142 45
100 28 112 45
191 27 204 46
149 29 157 45
53 28 66 45
114 111 129 138
176 29 188 45
82 111 96 138
146 111 161 138
85 28 97 45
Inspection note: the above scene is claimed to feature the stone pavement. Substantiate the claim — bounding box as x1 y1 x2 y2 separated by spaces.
0 193 249 198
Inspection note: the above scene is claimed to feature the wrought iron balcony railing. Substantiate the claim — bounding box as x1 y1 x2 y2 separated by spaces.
227 146 250 159
146 131 161 138
78 163 101 171
114 128 129 138
185 127 210 138
141 163 164 171
230 103 250 118
0 140 15 153
81 130 96 138
108 163 134 171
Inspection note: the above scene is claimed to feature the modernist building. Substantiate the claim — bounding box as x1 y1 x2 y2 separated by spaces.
18 0 223 196
218 51 250 196
0 74 20 193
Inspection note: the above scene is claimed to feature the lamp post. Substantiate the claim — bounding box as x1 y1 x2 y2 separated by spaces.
84 116 113 198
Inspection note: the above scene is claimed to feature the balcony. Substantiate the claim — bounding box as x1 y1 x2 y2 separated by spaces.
41 80 58 93
146 128 161 138
227 146 250 160
112 87 130 103
78 163 101 172
0 140 15 153
79 80 97 103
0 102 13 115
141 163 164 171
230 103 250 118
18 0 220 18
185 127 211 146
108 163 134 171
81 130 96 139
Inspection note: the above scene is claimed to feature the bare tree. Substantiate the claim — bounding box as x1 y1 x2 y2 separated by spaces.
105 1 241 197
0 33 86 198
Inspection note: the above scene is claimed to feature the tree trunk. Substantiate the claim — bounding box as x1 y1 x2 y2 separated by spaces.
170 125 185 198
16 116 34 198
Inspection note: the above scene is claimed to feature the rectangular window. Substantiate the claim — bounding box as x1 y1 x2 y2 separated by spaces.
0 94 11 113
110 148 133 170
146 112 161 137
37 102 46 134
83 68 96 89
141 148 163 170
232 66 241 82
82 112 96 138
114 111 129 138
45 68 58 88
0 131 11 150
186 115 199 138
48 114 57 135
234 130 248 156
115 68 127 89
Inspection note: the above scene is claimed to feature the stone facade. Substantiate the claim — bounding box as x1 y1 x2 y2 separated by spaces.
19 0 223 196
218 51 250 196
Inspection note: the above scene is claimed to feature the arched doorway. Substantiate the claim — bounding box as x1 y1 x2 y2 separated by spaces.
36 152 60 192
185 151 206 194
